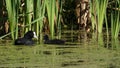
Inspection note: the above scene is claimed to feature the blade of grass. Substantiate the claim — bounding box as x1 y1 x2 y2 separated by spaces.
97 0 108 33
111 1 120 39
24 0 33 32
45 0 55 39
5 0 19 40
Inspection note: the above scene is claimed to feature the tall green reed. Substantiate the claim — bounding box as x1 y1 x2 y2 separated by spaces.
5 0 20 39
45 0 55 39
111 0 120 39
90 0 108 33
3 0 61 41
34 0 45 41
45 0 62 39
97 0 108 33
24 0 33 32
4 0 45 40
90 0 97 30
0 16 44 39
56 0 63 38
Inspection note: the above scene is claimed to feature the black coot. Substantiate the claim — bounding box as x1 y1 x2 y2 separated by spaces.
14 31 37 45
44 35 65 45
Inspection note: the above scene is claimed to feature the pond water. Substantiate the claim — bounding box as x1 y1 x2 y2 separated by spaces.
0 30 120 68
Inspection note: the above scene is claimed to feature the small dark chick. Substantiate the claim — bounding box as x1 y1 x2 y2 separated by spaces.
14 31 37 45
44 35 65 45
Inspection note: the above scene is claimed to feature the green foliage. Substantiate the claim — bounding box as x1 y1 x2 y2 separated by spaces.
3 0 62 41
90 0 96 30
4 0 45 40
45 0 55 39
5 0 20 39
111 0 120 39
90 0 108 33
24 0 33 31
45 0 62 39
34 0 45 41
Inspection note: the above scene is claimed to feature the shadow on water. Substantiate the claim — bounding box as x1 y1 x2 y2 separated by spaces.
0 30 120 68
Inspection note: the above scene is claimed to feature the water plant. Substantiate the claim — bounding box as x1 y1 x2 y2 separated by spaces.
45 0 62 39
90 0 108 33
4 0 46 40
5 0 20 39
111 0 120 39
24 0 33 32
45 0 55 39
0 16 44 39
90 0 97 30
34 0 45 41
3 0 62 41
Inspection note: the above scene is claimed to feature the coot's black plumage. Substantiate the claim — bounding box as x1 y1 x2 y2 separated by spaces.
44 35 65 45
14 31 37 45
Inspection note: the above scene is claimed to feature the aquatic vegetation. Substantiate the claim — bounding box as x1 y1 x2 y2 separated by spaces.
5 0 20 39
45 0 62 39
90 0 108 33
3 0 62 40
0 0 119 43
111 0 120 39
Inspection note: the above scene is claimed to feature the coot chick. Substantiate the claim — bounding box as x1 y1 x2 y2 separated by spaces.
14 31 37 45
44 35 65 45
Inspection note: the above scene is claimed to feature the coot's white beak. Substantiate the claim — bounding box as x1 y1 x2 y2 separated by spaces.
33 32 38 39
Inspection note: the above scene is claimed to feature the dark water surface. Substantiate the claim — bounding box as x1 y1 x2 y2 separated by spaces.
0 31 120 68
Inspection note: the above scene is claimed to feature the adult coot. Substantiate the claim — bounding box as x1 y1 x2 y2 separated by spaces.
43 35 65 45
14 31 37 45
